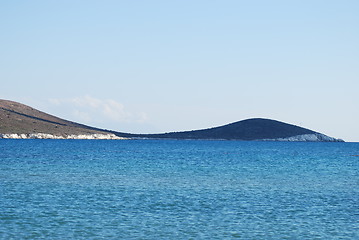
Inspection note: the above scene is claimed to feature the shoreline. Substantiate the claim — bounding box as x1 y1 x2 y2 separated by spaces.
0 133 127 140
0 133 343 142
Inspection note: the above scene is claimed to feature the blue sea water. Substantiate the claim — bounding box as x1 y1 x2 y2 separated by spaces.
0 139 358 239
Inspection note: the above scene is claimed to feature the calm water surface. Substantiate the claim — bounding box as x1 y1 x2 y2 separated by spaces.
0 139 358 239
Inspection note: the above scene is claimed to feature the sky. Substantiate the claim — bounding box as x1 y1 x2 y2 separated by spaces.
1 0 358 141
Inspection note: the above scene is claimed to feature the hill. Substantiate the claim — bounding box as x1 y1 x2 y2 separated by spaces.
0 99 122 139
0 99 343 141
137 118 343 142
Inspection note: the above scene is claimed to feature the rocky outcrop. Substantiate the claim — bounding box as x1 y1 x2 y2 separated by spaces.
0 133 127 140
262 133 343 142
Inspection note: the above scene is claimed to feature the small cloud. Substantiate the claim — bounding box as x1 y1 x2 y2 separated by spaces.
48 98 62 106
72 95 102 108
72 109 92 123
102 99 129 121
136 112 148 123
48 96 144 125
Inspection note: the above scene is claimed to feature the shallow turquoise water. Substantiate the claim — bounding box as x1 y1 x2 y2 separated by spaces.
0 139 358 239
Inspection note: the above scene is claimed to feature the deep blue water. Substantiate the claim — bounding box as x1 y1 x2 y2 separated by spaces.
0 139 358 239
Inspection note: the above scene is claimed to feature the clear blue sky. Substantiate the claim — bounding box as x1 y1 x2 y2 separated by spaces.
1 1 358 141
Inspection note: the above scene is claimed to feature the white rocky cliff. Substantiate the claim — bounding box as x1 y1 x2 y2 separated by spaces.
0 133 126 140
263 133 343 142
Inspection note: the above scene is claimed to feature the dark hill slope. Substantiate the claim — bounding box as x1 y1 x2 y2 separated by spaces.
0 99 112 136
136 118 341 141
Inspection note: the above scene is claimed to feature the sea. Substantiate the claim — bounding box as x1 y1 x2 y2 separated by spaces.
0 139 358 239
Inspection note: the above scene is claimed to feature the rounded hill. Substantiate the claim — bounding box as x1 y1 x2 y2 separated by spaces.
140 118 342 141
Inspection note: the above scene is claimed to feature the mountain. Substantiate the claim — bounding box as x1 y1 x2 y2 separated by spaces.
0 99 343 141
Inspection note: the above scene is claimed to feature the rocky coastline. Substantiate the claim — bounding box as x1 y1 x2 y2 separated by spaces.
262 133 343 142
0 133 127 140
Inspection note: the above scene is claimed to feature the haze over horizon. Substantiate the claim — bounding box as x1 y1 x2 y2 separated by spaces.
1 1 358 141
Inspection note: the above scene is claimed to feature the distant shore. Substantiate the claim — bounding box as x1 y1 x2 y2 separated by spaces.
0 133 344 142
0 133 127 140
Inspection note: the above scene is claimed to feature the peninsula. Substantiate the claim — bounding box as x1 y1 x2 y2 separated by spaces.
0 99 123 139
135 118 343 142
0 99 343 141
